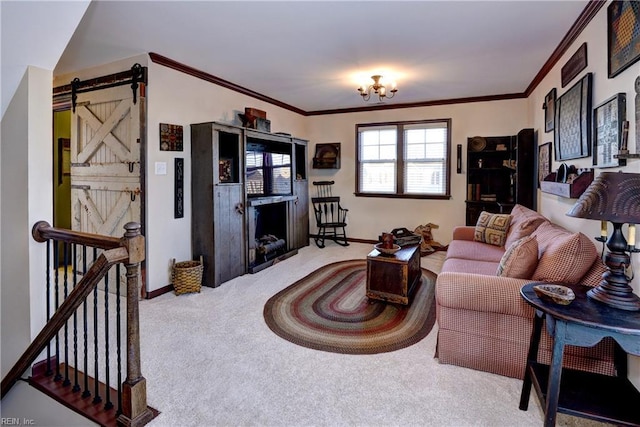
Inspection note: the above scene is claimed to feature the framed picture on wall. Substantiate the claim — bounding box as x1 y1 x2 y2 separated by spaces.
538 142 552 187
561 43 587 88
593 93 627 168
544 88 556 133
608 1 640 78
554 73 592 161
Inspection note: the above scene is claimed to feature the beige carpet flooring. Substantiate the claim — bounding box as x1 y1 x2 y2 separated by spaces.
140 242 606 426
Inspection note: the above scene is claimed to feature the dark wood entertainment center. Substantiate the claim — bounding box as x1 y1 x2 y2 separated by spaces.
191 121 309 287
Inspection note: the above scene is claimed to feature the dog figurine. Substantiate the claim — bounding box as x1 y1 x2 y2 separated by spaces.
413 222 446 256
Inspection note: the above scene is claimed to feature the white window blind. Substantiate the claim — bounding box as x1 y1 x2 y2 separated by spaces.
404 123 447 194
358 127 397 193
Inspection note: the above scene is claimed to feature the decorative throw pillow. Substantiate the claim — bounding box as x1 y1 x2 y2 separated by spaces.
505 205 547 248
474 211 512 247
496 235 539 278
532 232 597 284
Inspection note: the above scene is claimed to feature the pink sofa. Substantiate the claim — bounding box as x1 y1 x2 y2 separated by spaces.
435 204 615 379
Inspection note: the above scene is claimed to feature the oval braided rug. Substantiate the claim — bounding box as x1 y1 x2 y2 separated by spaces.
263 259 437 354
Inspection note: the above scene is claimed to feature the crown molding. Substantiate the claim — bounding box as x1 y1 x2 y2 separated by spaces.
525 0 606 96
151 1 604 116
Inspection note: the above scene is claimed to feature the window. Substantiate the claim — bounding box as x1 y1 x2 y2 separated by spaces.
356 119 451 198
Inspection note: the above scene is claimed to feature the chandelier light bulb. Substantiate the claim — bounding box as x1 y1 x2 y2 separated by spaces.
357 75 398 102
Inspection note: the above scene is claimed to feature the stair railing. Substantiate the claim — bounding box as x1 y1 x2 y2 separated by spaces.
1 221 155 427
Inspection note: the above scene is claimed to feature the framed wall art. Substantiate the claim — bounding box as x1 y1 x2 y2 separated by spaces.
543 88 556 133
219 158 234 183
561 43 587 88
312 143 341 169
160 123 183 151
593 93 627 168
538 142 552 187
554 73 592 161
608 1 640 78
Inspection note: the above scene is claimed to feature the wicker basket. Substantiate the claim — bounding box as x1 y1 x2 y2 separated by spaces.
172 256 203 295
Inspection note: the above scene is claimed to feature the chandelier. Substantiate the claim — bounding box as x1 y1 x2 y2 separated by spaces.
357 75 398 102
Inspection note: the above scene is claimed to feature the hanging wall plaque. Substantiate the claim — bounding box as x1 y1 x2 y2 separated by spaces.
175 158 184 218
160 123 183 151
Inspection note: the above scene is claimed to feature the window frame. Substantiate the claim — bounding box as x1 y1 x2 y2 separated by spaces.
355 119 452 199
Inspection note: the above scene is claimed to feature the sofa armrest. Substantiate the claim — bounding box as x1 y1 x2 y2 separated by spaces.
452 226 476 241
436 272 533 318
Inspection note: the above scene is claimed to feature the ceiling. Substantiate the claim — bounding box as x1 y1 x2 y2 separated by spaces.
55 1 590 113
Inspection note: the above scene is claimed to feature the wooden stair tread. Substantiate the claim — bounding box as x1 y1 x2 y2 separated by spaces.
30 360 158 427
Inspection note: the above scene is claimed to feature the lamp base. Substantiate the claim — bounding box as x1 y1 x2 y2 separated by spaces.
588 249 640 311
587 285 640 311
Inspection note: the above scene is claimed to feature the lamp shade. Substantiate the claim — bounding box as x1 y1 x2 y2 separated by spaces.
567 172 640 223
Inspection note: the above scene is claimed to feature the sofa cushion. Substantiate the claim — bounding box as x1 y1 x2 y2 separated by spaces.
505 204 547 248
441 258 501 276
496 235 538 279
474 212 511 247
532 232 597 284
445 239 506 263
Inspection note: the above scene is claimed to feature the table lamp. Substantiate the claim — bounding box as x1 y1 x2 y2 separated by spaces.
566 171 640 311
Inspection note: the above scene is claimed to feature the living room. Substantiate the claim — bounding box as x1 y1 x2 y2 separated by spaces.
2 0 639 425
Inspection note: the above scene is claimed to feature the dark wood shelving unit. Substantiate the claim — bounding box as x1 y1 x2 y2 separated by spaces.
465 128 534 225
191 122 309 287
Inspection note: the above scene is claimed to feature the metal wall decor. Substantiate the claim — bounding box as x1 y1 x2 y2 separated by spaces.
561 43 588 88
175 158 184 218
593 93 627 168
160 123 183 151
554 73 592 161
608 1 640 78
543 88 556 133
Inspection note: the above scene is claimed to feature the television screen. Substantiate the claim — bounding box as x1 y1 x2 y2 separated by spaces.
246 143 292 197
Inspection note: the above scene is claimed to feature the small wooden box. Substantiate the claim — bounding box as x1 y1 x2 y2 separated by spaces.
366 245 421 305
245 107 267 119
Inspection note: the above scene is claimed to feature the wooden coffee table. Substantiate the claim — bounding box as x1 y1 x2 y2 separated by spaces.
366 245 421 305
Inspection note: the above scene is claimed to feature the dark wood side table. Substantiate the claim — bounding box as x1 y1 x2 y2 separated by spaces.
519 282 640 427
366 245 420 305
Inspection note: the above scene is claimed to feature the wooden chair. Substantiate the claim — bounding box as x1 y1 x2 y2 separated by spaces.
311 181 349 248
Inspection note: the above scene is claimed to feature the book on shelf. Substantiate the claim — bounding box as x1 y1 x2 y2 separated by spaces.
467 184 482 201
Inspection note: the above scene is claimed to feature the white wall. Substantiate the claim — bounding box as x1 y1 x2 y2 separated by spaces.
1 66 52 373
1 66 87 425
144 61 308 292
306 100 529 242
527 3 639 388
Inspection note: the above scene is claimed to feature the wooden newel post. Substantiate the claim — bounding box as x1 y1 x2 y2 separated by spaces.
117 222 154 427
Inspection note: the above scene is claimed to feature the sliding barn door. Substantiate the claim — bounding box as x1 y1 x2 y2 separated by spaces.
70 85 144 293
